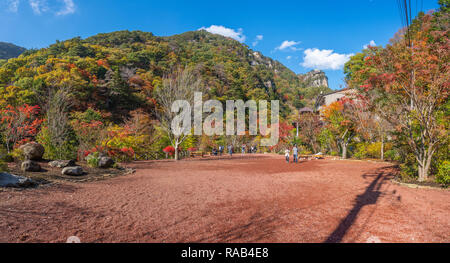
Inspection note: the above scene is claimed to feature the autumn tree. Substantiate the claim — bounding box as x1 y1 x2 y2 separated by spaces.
153 67 203 161
321 100 356 159
297 113 321 153
71 108 106 161
45 85 76 159
0 104 43 153
123 109 161 160
349 11 449 181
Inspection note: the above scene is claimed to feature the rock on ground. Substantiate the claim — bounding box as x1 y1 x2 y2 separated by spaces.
49 160 76 168
98 157 114 169
62 166 84 176
19 143 45 160
0 172 35 188
21 160 41 172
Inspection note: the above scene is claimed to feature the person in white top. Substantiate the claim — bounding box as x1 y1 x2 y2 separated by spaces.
285 149 290 163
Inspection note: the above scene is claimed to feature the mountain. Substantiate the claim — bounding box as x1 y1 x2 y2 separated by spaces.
0 42 26 60
0 30 327 120
298 70 329 89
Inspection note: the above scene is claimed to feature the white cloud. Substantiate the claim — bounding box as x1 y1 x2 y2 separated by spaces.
301 48 353 70
6 0 75 15
56 0 75 15
286 56 292 60
363 40 376 49
252 35 263 46
29 0 45 14
7 0 20 12
276 40 302 51
199 25 246 42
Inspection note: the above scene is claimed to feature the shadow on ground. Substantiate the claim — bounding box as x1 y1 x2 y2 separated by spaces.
324 166 397 243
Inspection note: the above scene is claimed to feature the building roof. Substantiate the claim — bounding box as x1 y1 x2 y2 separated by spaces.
299 107 314 113
321 87 353 97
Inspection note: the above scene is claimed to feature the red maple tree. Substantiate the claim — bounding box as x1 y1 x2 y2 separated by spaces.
0 104 43 152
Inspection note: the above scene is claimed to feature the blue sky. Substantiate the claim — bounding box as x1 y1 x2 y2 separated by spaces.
0 0 440 90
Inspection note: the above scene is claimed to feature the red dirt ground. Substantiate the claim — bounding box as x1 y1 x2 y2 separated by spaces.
0 154 448 243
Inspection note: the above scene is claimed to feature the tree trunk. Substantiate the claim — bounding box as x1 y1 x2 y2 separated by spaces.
341 143 348 159
311 144 317 154
381 135 385 161
418 164 426 182
418 147 434 182
174 139 181 161
175 147 179 161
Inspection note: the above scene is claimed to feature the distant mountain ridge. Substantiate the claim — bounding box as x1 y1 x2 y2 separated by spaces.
0 42 26 60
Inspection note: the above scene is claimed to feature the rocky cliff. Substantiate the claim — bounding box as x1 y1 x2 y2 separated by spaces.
298 70 329 88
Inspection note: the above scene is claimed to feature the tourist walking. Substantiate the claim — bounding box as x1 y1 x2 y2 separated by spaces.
285 148 290 163
293 145 298 163
228 145 233 157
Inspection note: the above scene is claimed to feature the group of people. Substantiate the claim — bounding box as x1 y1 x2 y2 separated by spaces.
211 145 258 157
211 144 302 163
240 145 258 155
211 146 225 156
285 145 299 164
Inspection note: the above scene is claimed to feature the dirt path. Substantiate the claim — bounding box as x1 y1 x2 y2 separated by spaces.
0 154 448 243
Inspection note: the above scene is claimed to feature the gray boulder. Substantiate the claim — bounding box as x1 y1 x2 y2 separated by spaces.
19 143 45 160
21 160 41 172
0 172 35 188
62 166 84 176
98 156 114 169
49 160 76 168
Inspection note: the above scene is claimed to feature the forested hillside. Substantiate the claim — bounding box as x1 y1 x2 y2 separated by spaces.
0 30 324 122
0 42 26 60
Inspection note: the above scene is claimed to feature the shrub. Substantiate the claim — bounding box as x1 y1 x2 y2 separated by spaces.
366 143 381 158
72 119 105 161
181 135 197 151
71 108 108 161
318 128 334 153
0 146 13 163
0 104 43 152
86 152 100 168
353 142 393 159
436 161 449 187
0 160 7 172
0 147 9 172
71 108 104 123
300 149 312 155
384 149 399 161
353 143 368 159
399 153 419 181
430 142 449 183
102 125 138 162
163 146 175 157
37 126 78 160
11 147 25 162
